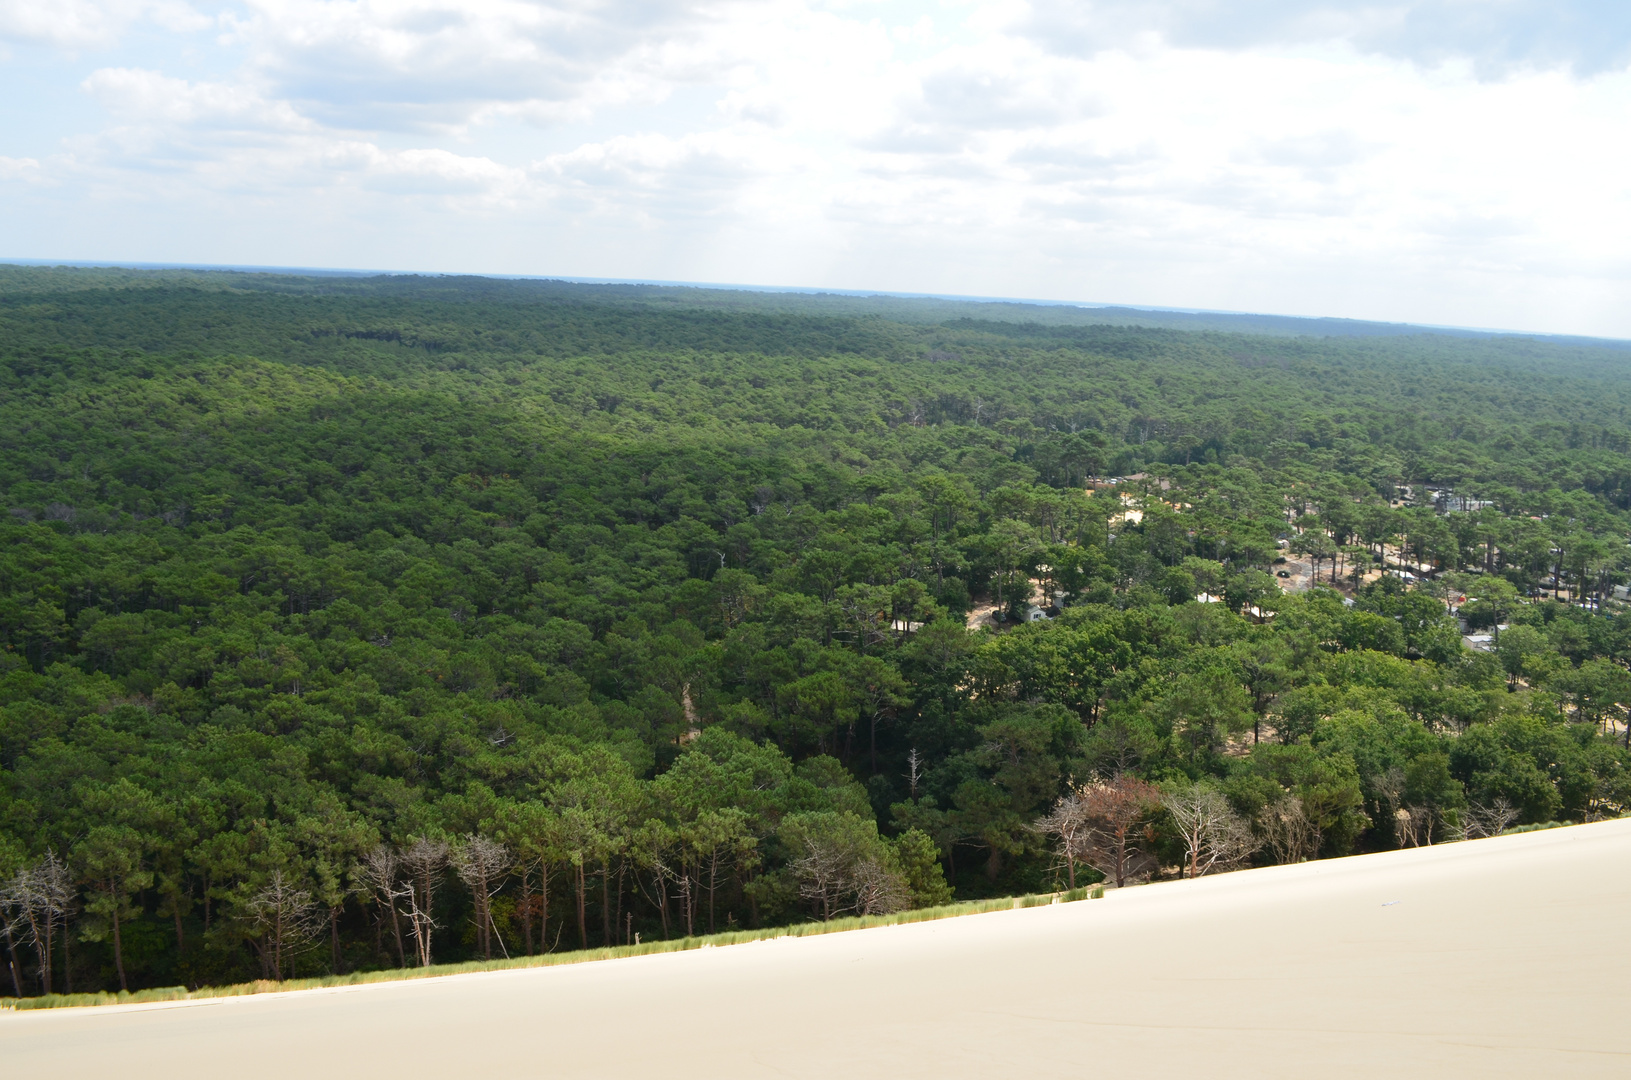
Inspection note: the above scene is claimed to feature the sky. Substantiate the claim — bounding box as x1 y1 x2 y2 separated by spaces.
3 1 1631 337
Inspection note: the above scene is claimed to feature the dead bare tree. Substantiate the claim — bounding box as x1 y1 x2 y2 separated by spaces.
245 870 321 981
4 851 73 994
1374 766 1406 823
1037 777 1161 890
451 834 511 960
1392 806 1438 848
1261 797 1320 864
0 879 24 997
850 857 911 916
1079 778 1161 887
1457 798 1520 840
398 837 449 968
357 845 408 968
1034 789 1094 890
790 839 852 921
1165 786 1258 879
905 748 924 799
787 831 909 921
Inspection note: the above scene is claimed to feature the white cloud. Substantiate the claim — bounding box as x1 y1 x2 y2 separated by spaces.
342 144 530 198
220 0 736 131
0 0 209 48
65 67 527 205
1010 1 1631 75
3 0 1631 335
0 155 43 181
82 67 310 129
533 129 789 226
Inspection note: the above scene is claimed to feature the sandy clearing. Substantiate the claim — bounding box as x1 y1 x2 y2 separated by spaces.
7 820 1631 1078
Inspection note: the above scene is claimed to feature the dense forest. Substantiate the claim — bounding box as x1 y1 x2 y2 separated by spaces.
4 266 1631 996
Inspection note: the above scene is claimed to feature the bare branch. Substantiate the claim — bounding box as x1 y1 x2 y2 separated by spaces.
397 837 449 967
451 835 512 960
245 870 321 981
1261 797 1319 864
1457 798 1520 841
1165 786 1258 879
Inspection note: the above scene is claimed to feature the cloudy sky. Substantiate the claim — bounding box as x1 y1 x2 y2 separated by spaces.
3 1 1630 335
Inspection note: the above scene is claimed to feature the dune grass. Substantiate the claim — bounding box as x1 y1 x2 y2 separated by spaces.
1501 820 1575 834
2 891 1096 1012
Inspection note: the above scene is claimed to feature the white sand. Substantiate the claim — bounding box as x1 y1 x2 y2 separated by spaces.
7 818 1631 1078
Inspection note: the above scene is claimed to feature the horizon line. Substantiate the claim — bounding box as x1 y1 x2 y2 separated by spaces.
2 256 1624 345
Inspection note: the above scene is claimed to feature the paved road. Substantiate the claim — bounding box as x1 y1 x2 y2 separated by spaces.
6 820 1631 1078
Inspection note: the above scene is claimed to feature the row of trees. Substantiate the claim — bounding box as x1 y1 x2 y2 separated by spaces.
1034 772 1527 892
0 728 953 995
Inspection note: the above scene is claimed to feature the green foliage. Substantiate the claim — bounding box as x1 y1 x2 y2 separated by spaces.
3 267 1631 994
890 828 954 907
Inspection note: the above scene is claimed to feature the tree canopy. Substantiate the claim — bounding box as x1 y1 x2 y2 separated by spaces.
4 267 1631 995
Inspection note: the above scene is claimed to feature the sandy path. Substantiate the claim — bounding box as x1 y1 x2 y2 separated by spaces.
7 820 1631 1078
1277 556 1313 592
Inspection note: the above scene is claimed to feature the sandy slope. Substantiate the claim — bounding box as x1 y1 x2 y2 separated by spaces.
7 819 1631 1078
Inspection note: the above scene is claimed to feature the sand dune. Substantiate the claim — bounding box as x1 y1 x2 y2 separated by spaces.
7 818 1631 1078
